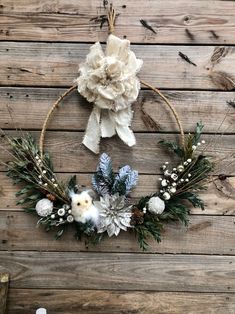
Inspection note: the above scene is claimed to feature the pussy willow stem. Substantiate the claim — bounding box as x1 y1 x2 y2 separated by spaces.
107 3 116 34
140 80 185 150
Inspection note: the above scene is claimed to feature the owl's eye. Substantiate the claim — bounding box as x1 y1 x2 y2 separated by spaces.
85 200 88 204
77 202 81 206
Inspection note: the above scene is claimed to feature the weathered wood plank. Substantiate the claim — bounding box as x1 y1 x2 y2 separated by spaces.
1 131 234 174
0 251 234 292
0 273 9 314
0 211 234 254
1 1 235 44
1 43 235 90
7 289 235 314
0 173 234 215
0 87 234 133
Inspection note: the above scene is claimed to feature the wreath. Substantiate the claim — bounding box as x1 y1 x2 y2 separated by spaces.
2 5 214 250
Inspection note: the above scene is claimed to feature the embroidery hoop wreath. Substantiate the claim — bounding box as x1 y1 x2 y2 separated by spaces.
4 5 214 250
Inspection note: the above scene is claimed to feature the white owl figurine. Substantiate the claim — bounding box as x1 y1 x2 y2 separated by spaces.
70 190 99 225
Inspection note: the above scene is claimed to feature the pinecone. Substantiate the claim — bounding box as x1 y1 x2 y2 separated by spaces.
131 207 144 225
46 193 56 202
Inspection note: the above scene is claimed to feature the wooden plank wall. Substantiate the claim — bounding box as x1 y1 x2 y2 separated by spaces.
0 0 235 313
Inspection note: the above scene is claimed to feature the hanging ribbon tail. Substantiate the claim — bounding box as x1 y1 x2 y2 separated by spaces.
110 108 136 147
83 106 136 154
116 124 136 147
82 106 101 154
100 109 116 138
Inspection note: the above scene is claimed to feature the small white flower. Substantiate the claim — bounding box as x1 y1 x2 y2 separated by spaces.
161 179 168 187
63 204 70 210
51 178 55 182
59 218 63 222
177 165 184 172
169 187 176 194
57 208 65 216
180 178 184 182
148 196 165 215
187 159 192 163
38 175 42 179
172 182 177 186
160 190 163 193
67 215 74 223
197 142 201 146
38 181 43 185
173 168 176 171
159 177 162 181
42 170 47 174
143 207 147 214
184 161 188 166
53 183 58 187
192 145 197 150
185 179 189 182
201 140 205 144
162 165 166 170
164 170 171 177
35 156 39 160
35 199 53 217
171 173 178 181
68 209 72 214
188 174 192 177
165 162 169 165
51 214 55 219
162 192 171 200
44 183 48 186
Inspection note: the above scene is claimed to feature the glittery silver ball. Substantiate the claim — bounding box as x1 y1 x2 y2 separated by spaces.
35 198 53 217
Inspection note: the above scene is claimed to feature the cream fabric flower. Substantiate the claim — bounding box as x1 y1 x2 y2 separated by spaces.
76 34 143 153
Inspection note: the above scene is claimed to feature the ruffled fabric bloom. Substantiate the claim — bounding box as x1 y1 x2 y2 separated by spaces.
76 34 143 153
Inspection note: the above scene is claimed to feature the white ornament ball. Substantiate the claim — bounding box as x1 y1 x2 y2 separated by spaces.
35 198 53 217
148 196 165 215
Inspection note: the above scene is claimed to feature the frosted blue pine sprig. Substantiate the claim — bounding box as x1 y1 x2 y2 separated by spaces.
112 165 138 195
92 153 138 197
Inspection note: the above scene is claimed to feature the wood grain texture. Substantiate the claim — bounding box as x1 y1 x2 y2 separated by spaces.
0 251 234 292
0 211 234 255
7 289 235 314
0 87 234 133
1 173 234 215
0 0 235 44
1 43 235 90
1 131 234 174
0 273 9 314
1 0 235 310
